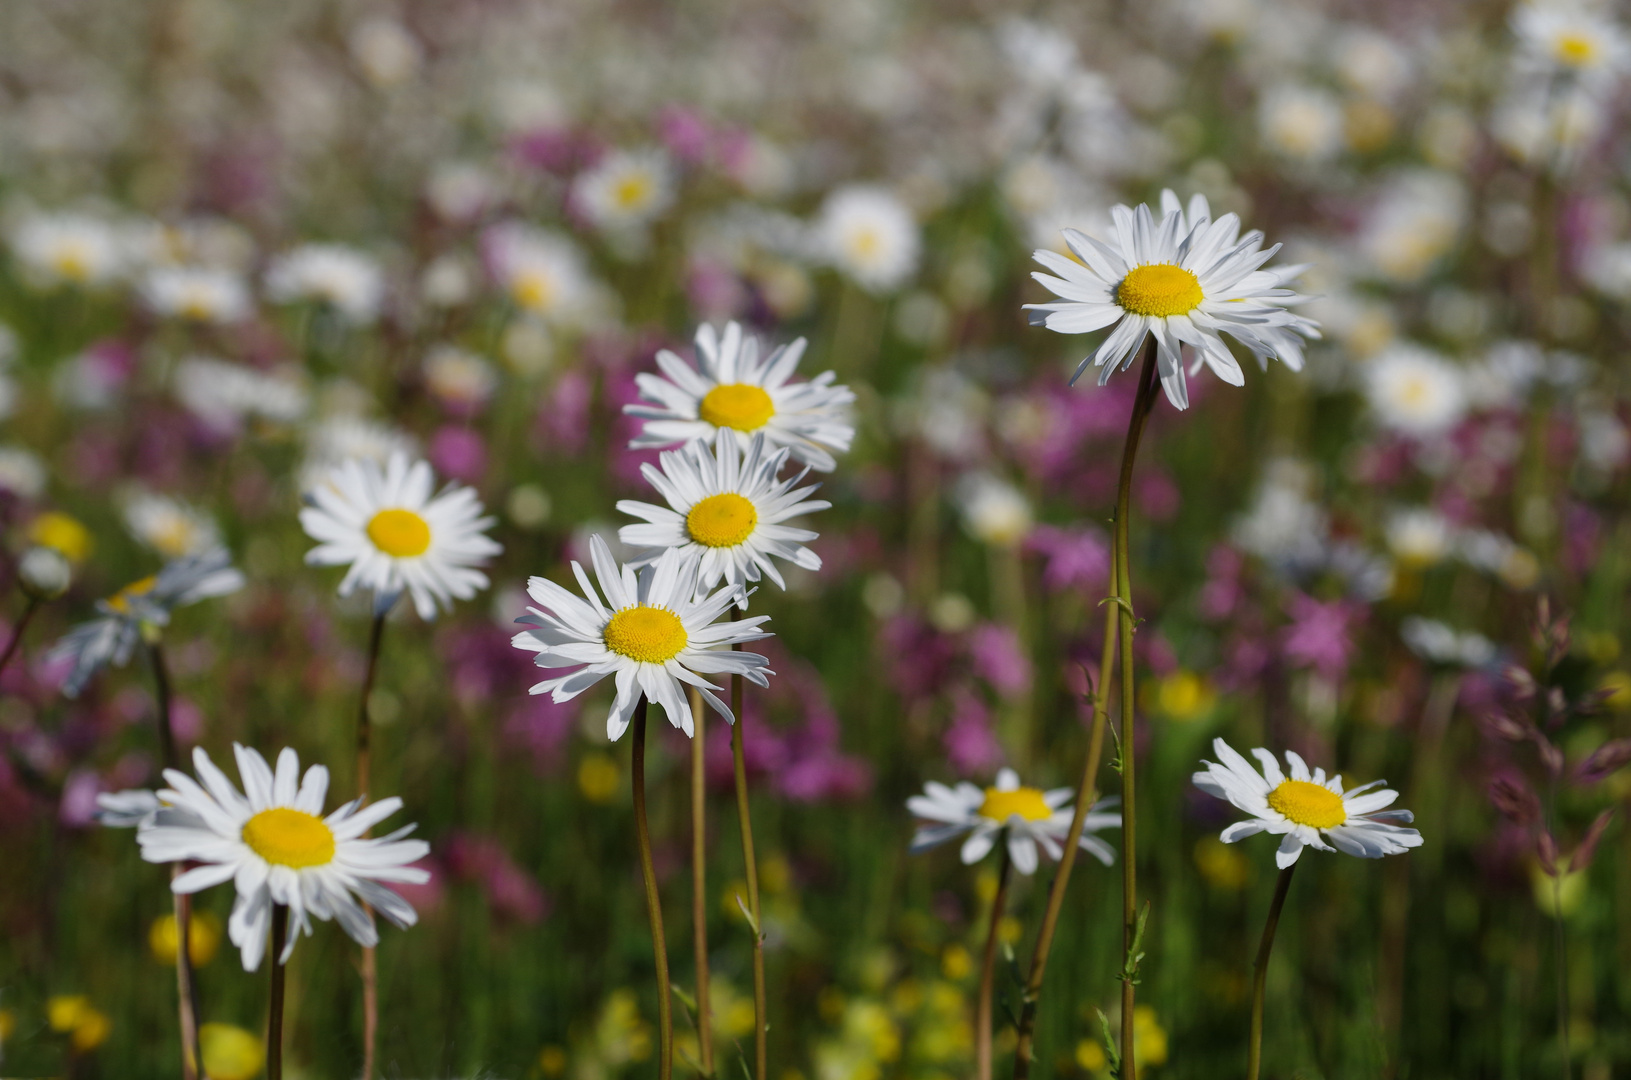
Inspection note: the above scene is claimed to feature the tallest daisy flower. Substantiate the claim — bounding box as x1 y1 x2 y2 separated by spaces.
1024 191 1320 410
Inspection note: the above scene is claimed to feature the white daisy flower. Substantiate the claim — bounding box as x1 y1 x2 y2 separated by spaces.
1512 0 1629 87
1385 507 1453 566
483 223 595 323
574 148 676 230
123 491 220 559
48 549 246 698
1024 189 1321 411
9 212 126 288
264 243 386 325
1362 343 1468 438
814 184 921 294
616 430 829 592
299 452 502 620
95 788 163 828
511 536 773 740
954 473 1034 548
136 744 430 971
173 357 309 430
141 266 253 324
1192 737 1423 868
624 321 855 472
906 767 1121 875
300 415 417 491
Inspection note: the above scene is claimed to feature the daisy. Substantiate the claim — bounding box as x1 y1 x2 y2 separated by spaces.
1192 737 1422 868
906 767 1121 875
1024 189 1320 411
624 321 855 472
48 548 246 698
135 744 429 971
299 451 501 620
1512 0 1629 88
482 222 595 323
616 430 829 592
574 148 676 230
173 357 308 431
141 266 253 324
9 212 126 288
123 490 221 559
511 536 773 739
264 243 386 325
1362 343 1468 438
814 184 921 294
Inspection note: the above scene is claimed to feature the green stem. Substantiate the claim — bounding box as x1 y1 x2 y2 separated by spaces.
0 595 41 680
1116 341 1161 1080
150 642 203 1080
633 695 674 1080
355 611 387 1080
977 850 1013 1080
689 686 714 1076
267 904 289 1080
1247 863 1298 1080
730 607 767 1080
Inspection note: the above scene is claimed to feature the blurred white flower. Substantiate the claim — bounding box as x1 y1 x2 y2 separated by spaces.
123 491 221 559
141 267 252 324
814 185 920 294
349 16 424 87
10 212 125 288
1364 344 1468 439
1582 241 1631 300
0 446 46 499
302 415 418 491
173 357 308 430
483 223 595 323
574 148 675 231
955 473 1033 548
425 162 496 224
1385 508 1453 566
1257 84 1344 164
19 546 72 600
423 345 497 412
1232 460 1328 565
1357 170 1466 283
1401 617 1496 668
1331 27 1414 101
265 244 385 325
1511 0 1628 87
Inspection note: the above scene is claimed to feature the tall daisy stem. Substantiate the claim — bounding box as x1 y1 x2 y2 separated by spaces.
729 607 767 1080
976 849 1014 1080
355 611 386 1080
1247 862 1298 1080
150 642 203 1080
0 595 41 680
633 694 674 1080
1115 341 1161 1080
689 685 714 1075
268 903 290 1080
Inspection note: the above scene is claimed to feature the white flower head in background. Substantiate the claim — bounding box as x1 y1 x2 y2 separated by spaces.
141 266 252 324
1511 0 1629 88
301 415 418 490
512 537 774 739
123 491 221 559
423 345 498 413
300 452 501 620
1257 83 1345 164
48 548 246 698
265 243 386 325
1385 507 1453 567
483 223 594 323
617 430 829 593
625 321 855 472
1363 343 1468 439
1025 190 1320 411
955 472 1034 548
1193 738 1423 867
9 212 126 288
1401 616 1497 668
136 744 429 970
815 184 920 294
173 357 309 432
906 767 1121 875
574 148 676 231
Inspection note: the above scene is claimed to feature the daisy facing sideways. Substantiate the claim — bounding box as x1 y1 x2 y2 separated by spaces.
907 767 1122 875
511 536 772 739
1024 190 1320 411
300 451 501 619
1193 737 1423 868
617 430 828 593
135 744 429 971
624 321 855 472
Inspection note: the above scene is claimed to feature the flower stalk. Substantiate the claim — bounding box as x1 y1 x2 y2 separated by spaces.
356 610 387 1080
731 656 768 1080
976 849 1013 1080
150 640 203 1080
632 694 674 1080
267 903 290 1080
1247 862 1298 1080
0 595 41 680
689 685 714 1075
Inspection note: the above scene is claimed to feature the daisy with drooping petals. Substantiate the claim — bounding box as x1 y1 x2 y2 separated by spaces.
616 430 828 592
906 767 1121 875
135 744 429 970
1024 190 1320 410
511 536 773 739
300 451 501 619
1193 737 1423 868
625 321 855 472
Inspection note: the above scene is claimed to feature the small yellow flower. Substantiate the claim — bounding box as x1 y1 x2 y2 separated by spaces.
997 916 1023 945
1194 837 1249 891
149 910 223 966
760 853 792 895
1600 670 1631 711
577 752 620 803
1075 1038 1107 1072
200 1022 265 1080
940 943 973 981
29 511 93 564
0 1006 15 1041
537 1044 568 1076
48 995 111 1052
1132 1005 1168 1068
1155 671 1214 722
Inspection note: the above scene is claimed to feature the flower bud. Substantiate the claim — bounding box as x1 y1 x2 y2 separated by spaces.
18 545 71 600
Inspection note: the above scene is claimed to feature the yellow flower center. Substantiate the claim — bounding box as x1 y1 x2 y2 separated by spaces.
106 575 159 615
846 226 882 262
686 493 759 548
603 605 689 664
512 270 554 312
1117 263 1205 318
1265 779 1347 830
613 174 654 210
977 786 1054 823
180 289 215 321
30 511 93 563
366 508 432 558
1555 32 1598 66
241 807 336 868
53 244 93 283
698 383 775 432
